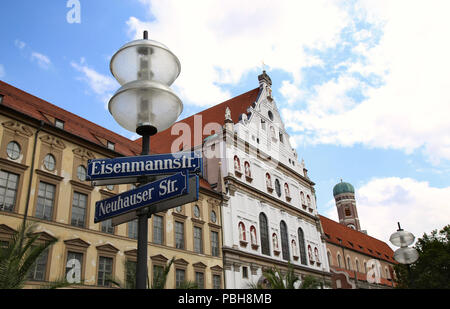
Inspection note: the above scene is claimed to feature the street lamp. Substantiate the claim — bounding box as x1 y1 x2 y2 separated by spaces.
389 222 419 287
108 30 182 289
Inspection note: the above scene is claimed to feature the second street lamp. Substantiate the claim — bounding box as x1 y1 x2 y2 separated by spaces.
108 30 182 289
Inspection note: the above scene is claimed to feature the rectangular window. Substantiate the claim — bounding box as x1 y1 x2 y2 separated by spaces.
211 231 219 257
0 170 19 212
213 274 221 289
107 141 115 151
175 269 185 288
193 226 203 253
101 219 114 234
65 251 83 283
125 260 136 289
242 266 248 278
128 219 138 239
55 119 64 129
97 256 113 287
71 192 87 227
152 265 164 288
175 221 184 249
195 272 204 289
153 215 163 245
28 247 49 281
36 181 55 221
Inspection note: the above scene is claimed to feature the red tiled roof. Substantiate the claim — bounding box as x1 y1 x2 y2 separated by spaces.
333 267 395 287
0 80 141 156
135 87 261 154
319 215 395 264
0 80 221 192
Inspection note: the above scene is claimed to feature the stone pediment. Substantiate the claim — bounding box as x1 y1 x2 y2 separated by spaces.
96 243 119 253
150 254 168 263
2 120 33 137
64 238 90 248
193 262 207 269
0 224 17 236
174 258 189 266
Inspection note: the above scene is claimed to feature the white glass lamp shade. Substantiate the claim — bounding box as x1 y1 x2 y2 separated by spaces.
108 80 183 134
389 230 415 248
394 247 419 264
110 39 181 86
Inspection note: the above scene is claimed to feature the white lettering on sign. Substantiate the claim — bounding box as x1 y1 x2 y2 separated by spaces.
98 186 155 217
90 155 196 177
66 258 81 283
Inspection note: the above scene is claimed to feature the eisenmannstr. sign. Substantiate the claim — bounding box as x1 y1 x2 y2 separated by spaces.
86 151 202 182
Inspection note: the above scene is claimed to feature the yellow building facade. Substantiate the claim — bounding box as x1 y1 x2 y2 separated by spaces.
0 81 224 289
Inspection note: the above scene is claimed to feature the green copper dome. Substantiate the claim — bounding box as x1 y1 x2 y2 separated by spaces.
333 181 355 196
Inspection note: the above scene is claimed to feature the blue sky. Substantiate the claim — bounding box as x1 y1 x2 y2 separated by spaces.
1 0 450 245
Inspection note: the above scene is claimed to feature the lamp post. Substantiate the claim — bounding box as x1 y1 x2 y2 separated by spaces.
108 31 182 289
389 222 419 288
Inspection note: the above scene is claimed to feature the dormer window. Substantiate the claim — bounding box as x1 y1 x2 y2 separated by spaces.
107 141 115 151
55 119 64 129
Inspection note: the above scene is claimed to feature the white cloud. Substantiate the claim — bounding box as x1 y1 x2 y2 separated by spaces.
126 0 349 107
353 177 450 247
31 52 52 70
282 0 450 165
71 59 118 109
0 64 5 78
14 39 26 50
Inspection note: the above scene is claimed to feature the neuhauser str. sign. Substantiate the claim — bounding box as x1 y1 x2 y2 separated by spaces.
86 151 202 183
94 171 189 223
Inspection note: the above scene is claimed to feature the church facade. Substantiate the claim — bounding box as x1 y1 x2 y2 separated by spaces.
200 72 332 288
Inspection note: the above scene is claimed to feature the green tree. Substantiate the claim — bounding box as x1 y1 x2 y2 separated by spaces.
394 224 450 289
0 222 70 289
248 262 323 289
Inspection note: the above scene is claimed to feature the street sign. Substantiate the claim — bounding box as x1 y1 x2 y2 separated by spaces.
111 175 199 226
87 151 202 184
94 171 189 223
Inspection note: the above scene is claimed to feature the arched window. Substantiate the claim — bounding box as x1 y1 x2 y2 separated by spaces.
259 213 270 256
280 221 290 261
274 179 281 197
347 257 352 270
234 156 241 172
364 261 367 273
250 225 257 245
298 228 307 265
337 254 342 268
238 222 246 241
327 251 332 266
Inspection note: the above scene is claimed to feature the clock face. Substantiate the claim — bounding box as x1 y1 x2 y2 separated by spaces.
193 205 200 218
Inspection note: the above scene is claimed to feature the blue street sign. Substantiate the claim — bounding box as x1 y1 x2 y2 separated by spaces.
111 175 199 226
87 151 202 182
94 171 189 223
